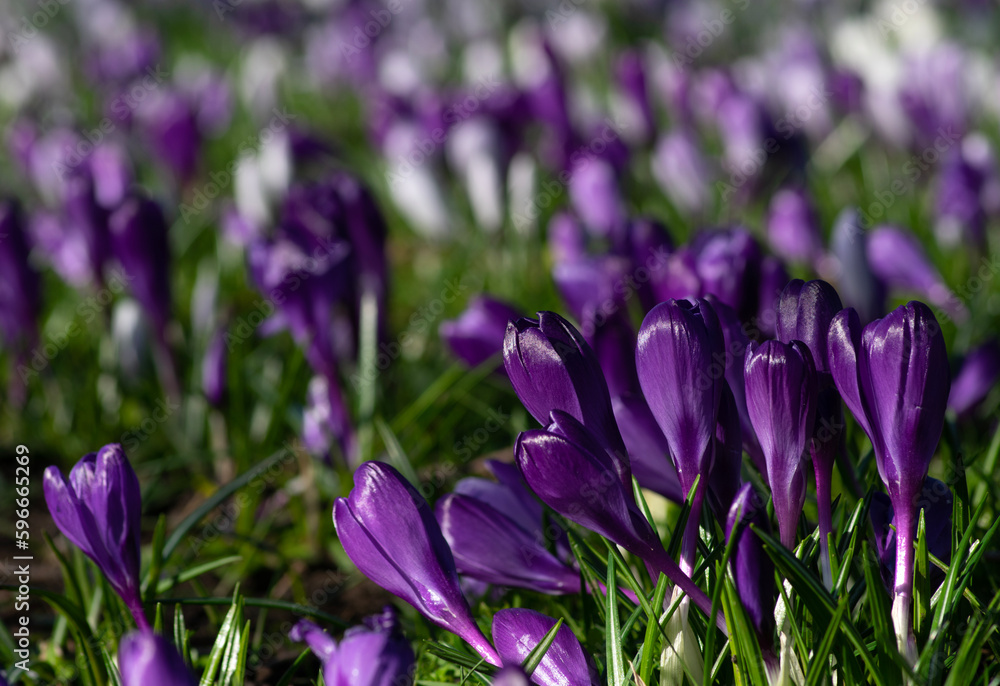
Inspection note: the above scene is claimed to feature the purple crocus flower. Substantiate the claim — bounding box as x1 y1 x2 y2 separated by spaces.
651 130 711 216
707 382 744 524
133 90 201 183
504 312 626 454
636 299 724 572
109 195 172 339
615 50 655 143
333 462 501 666
776 279 846 582
302 375 356 465
935 135 995 248
744 340 818 548
118 631 195 686
568 157 626 239
440 296 521 372
43 444 147 629
492 609 598 686
691 228 762 321
948 340 1000 417
867 226 966 322
289 610 415 686
436 465 580 595
726 484 775 652
515 411 722 628
757 256 789 339
767 189 823 266
828 301 949 653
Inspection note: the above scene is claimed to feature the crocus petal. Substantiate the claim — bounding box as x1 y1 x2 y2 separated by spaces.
492 609 598 686
635 299 724 494
611 393 683 502
744 340 817 547
436 494 579 595
289 620 338 662
725 484 775 646
776 279 843 375
504 312 624 453
333 462 499 665
827 307 875 444
493 666 532 686
118 632 196 686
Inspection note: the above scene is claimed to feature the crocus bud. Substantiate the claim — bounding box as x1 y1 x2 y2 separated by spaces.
515 411 720 626
756 256 789 339
744 340 817 548
333 462 500 665
692 228 762 320
504 312 625 453
725 484 775 649
302 374 356 466
44 445 147 629
440 295 521 372
948 340 1000 417
935 135 994 248
776 279 846 583
109 195 172 338
118 632 196 686
289 611 415 686
776 279 843 377
492 609 598 686
767 188 823 265
636 299 724 502
828 301 949 654
867 226 966 322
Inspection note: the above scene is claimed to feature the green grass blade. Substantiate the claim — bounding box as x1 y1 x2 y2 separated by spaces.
521 618 565 677
605 554 626 686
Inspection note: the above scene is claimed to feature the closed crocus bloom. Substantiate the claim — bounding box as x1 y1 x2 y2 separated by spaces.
492 609 598 686
767 189 823 265
725 484 775 652
118 632 195 686
614 50 655 143
776 279 845 584
611 393 683 502
948 340 1000 417
109 195 172 338
757 256 789 339
504 312 625 454
333 462 500 665
636 299 724 571
440 295 521 372
515 412 721 627
290 611 415 686
302 375 355 465
43 445 147 629
134 90 201 182
692 228 762 320
867 226 966 322
828 301 949 656
745 340 817 548
935 135 994 248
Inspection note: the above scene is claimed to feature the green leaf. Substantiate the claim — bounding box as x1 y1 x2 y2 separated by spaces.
639 571 670 685
174 604 191 669
199 589 242 686
915 508 930 637
805 596 849 686
522 618 565 677
605 554 626 686
142 513 168 602
156 555 244 593
273 648 312 686
162 447 294 561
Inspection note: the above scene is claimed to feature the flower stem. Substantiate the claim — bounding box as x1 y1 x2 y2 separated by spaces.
892 505 917 663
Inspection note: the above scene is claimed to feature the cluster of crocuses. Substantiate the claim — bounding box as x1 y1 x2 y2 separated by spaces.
330 278 956 680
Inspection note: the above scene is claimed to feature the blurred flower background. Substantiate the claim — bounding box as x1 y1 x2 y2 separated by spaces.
1 0 999 683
